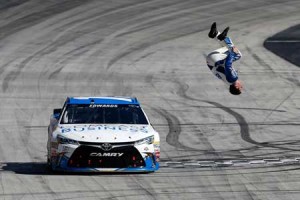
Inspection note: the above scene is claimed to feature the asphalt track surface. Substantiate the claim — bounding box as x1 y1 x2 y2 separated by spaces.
0 0 300 199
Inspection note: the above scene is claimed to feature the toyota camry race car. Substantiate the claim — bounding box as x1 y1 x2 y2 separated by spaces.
47 97 160 172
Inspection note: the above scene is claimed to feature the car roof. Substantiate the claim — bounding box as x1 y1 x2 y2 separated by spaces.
66 96 140 105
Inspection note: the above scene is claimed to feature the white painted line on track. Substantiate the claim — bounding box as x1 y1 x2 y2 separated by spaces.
249 160 266 164
265 40 300 43
281 159 299 164
160 158 300 168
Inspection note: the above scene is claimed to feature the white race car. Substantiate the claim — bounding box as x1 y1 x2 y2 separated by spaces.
47 96 160 172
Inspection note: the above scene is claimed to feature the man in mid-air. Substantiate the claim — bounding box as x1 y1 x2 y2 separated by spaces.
206 22 243 95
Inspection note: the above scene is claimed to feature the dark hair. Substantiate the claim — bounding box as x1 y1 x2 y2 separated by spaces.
229 84 241 95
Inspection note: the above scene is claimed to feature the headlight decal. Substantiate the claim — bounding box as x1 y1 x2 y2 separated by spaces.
135 135 154 145
57 135 79 145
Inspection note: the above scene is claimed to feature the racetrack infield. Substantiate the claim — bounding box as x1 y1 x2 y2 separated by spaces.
264 24 300 67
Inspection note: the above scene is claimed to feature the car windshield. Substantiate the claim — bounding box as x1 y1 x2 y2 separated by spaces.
60 104 149 124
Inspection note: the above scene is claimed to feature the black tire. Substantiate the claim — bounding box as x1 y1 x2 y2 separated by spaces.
46 158 53 172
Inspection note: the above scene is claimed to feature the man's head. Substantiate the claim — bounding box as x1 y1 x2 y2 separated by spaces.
229 80 243 95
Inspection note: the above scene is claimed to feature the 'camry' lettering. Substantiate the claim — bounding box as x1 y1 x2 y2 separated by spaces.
90 153 124 157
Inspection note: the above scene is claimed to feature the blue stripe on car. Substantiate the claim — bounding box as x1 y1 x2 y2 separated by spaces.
67 97 140 105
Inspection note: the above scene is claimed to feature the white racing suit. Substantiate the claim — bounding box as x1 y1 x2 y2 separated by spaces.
206 37 242 85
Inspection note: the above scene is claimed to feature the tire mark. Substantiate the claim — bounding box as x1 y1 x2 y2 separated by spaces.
37 176 58 199
178 88 300 152
0 0 93 41
91 176 118 200
1 2 98 91
246 46 275 73
170 77 258 146
106 28 205 69
2 1 163 89
2 52 39 91
148 77 228 156
48 0 157 43
0 0 28 11
171 80 225 157
103 0 227 69
152 105 224 159
248 45 296 123
2 23 101 91
14 109 37 162
205 100 259 146
130 177 157 200
152 107 197 151
106 0 300 69
261 90 294 124
152 107 182 149
156 85 256 200
47 39 103 80
114 0 210 38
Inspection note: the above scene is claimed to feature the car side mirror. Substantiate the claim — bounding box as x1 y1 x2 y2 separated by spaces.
53 108 62 119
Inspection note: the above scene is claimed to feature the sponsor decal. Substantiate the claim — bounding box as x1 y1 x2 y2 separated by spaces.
61 125 149 133
89 104 118 108
90 152 124 157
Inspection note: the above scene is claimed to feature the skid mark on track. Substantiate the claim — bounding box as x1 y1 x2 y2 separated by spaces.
173 82 300 154
106 27 205 69
152 104 222 154
103 0 223 69
0 0 29 11
131 177 157 200
1 2 96 92
0 0 93 41
175 82 260 147
247 46 297 124
171 80 226 158
245 46 275 73
170 79 299 159
47 39 103 80
107 0 298 67
152 108 195 150
205 100 258 146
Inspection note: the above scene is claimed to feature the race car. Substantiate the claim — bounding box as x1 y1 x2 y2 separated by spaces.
47 96 160 172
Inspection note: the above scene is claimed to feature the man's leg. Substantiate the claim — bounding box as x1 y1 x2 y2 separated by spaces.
217 27 229 41
208 22 218 38
208 22 242 61
208 22 233 49
215 26 242 61
208 22 230 41
221 37 242 61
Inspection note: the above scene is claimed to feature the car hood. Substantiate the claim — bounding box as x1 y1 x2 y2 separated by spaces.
56 124 155 143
